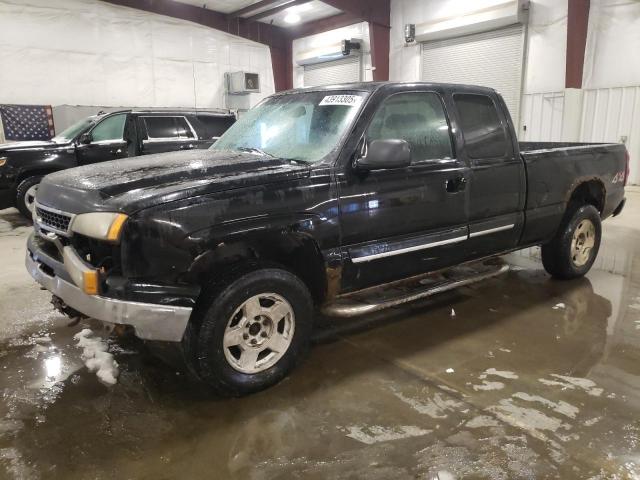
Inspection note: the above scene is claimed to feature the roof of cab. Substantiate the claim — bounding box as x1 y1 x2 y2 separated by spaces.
276 81 497 95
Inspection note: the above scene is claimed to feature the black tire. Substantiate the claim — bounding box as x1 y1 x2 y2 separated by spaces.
15 176 42 219
541 204 601 280
184 268 313 396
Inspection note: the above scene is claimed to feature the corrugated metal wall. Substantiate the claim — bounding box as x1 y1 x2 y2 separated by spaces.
580 86 640 185
519 86 639 184
519 92 565 141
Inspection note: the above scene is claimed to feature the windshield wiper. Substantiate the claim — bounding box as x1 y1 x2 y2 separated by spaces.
237 147 275 158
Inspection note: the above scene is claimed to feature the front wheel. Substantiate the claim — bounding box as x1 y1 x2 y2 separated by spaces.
185 268 313 396
15 176 43 219
541 204 602 279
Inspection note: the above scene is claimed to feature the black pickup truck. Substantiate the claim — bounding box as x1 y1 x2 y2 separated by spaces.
25 82 628 395
0 109 235 217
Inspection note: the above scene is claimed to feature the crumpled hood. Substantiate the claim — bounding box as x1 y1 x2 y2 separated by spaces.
36 149 310 214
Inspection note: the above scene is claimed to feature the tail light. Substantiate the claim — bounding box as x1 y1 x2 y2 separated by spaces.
624 149 630 186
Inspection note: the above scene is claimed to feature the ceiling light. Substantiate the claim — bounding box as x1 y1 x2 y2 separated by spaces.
284 12 301 24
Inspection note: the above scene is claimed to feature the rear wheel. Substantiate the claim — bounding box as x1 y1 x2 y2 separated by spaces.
15 176 42 219
185 268 313 396
541 204 601 279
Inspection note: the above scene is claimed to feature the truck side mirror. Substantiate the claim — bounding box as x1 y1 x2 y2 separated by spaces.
78 133 92 145
355 139 411 171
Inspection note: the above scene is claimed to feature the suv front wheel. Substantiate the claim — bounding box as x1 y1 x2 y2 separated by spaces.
185 268 313 396
16 176 43 219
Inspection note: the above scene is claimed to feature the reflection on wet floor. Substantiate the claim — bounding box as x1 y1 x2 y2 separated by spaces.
1 193 640 479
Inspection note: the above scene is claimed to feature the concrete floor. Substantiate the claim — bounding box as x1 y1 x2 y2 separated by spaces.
0 189 639 480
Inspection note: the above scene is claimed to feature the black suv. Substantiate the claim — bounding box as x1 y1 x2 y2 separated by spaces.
0 109 235 217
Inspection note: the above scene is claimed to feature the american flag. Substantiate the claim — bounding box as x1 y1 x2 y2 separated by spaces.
0 104 55 141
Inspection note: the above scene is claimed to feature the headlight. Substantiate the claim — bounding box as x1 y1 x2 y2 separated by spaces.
70 212 128 242
0 157 7 167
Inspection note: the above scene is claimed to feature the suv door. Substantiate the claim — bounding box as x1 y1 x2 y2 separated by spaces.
76 113 129 165
451 93 525 257
338 91 470 291
138 116 198 155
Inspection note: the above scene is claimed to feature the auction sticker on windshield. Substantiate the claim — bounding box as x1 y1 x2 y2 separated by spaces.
319 95 363 107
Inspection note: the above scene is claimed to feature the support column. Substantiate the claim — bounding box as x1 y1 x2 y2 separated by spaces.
566 0 590 88
369 22 390 81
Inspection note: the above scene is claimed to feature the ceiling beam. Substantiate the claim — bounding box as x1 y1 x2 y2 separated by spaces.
320 0 390 27
246 0 312 22
287 11 361 39
228 0 282 19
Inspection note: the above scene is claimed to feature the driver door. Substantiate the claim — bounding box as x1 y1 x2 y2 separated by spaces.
76 113 129 165
338 91 470 292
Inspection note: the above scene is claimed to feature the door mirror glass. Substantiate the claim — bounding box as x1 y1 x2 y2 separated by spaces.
356 139 411 171
78 132 91 144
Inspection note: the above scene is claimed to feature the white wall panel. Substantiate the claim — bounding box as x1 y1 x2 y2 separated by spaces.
519 92 565 141
421 25 525 123
292 22 372 89
0 0 274 109
303 56 362 87
580 87 640 184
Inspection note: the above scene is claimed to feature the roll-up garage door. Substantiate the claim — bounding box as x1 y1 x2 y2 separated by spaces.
303 55 362 87
421 24 525 124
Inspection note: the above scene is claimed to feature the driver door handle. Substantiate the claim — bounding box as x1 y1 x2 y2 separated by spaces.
445 176 467 193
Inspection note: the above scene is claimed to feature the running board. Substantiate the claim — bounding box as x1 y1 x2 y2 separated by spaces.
322 259 509 318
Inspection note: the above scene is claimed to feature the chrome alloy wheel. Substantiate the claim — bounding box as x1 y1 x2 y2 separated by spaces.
571 219 596 267
223 293 295 374
25 184 38 213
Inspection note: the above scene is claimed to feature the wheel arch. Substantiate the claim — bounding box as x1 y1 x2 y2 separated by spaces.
189 230 329 306
566 178 606 214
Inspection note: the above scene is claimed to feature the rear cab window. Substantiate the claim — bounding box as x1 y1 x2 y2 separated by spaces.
453 94 510 159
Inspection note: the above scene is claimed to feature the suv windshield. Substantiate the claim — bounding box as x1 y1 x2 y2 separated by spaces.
52 117 96 143
212 91 367 163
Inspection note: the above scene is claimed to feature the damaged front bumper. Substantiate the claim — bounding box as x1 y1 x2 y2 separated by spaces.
25 233 192 342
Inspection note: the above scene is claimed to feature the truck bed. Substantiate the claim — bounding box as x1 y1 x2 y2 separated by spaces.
518 140 627 246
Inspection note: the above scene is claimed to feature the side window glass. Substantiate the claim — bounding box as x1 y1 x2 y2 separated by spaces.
453 94 509 159
197 115 235 139
366 92 453 161
143 117 178 139
175 117 195 138
91 114 126 142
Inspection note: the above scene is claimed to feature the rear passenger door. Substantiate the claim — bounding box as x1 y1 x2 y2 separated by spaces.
138 116 198 155
339 90 470 291
451 93 525 257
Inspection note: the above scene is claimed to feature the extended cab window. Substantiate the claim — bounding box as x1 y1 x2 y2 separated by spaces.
90 114 126 142
367 92 453 161
453 94 509 158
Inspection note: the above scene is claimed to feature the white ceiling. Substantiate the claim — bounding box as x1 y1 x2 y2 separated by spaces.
172 0 342 26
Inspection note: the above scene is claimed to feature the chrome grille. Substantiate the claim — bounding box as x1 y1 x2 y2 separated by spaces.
35 204 73 235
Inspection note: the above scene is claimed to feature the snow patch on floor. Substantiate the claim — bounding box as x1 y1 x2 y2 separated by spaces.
480 368 519 380
552 303 566 310
473 381 505 391
73 329 119 386
466 415 501 428
344 425 432 445
538 374 603 397
392 389 465 419
512 392 579 419
487 398 570 442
